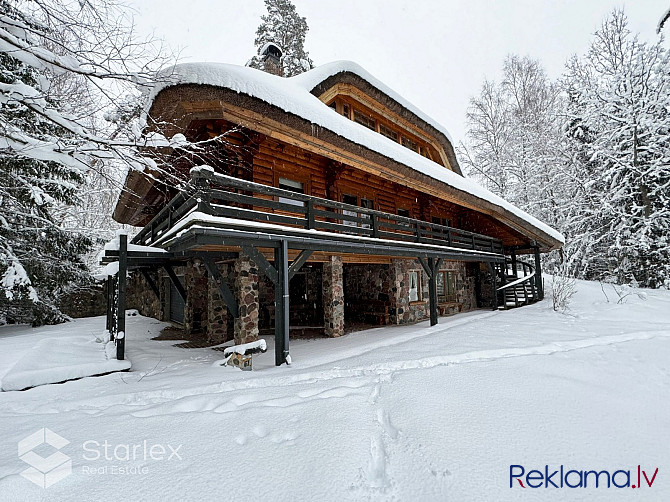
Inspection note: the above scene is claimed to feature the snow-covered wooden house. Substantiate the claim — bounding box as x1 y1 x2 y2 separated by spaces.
104 60 564 366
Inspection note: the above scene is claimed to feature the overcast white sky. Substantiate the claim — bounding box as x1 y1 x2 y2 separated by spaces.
130 0 668 145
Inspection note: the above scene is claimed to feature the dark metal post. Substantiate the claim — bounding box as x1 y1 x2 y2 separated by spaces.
474 263 482 308
427 258 438 326
487 262 498 311
274 240 290 366
534 246 544 300
106 275 113 332
116 234 127 360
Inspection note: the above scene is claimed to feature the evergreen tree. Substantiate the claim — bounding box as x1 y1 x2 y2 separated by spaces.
0 0 171 324
248 0 314 77
564 10 670 287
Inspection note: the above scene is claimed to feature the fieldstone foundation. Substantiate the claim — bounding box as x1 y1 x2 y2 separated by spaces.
234 253 259 344
323 256 344 337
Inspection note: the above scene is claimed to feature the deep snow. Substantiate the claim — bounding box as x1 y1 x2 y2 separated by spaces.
0 279 668 501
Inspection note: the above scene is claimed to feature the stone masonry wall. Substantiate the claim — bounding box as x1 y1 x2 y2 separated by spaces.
344 260 478 325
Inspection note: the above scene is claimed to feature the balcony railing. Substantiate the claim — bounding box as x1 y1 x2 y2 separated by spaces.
132 168 504 256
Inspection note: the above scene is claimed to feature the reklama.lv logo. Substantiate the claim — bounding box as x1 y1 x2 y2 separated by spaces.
510 464 658 489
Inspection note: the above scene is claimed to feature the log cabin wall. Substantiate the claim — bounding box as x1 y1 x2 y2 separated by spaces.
247 132 526 252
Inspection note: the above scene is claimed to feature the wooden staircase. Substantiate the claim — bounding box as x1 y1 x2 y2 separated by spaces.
496 259 539 310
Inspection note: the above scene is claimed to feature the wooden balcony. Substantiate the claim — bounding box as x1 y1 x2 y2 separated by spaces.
132 168 504 262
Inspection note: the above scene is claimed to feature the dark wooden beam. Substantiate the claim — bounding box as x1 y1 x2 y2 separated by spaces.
116 234 127 360
486 262 498 311
163 264 186 302
428 258 438 326
140 269 160 300
274 240 290 366
242 245 278 285
533 246 544 300
417 256 432 277
200 255 239 318
106 274 113 334
288 250 313 280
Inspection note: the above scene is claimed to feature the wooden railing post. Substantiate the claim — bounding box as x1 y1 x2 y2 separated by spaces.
371 214 379 238
306 200 315 230
415 222 422 242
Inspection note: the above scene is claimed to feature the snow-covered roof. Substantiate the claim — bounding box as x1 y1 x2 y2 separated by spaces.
147 61 564 245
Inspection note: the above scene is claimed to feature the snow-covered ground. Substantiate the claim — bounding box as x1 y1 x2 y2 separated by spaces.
0 279 668 500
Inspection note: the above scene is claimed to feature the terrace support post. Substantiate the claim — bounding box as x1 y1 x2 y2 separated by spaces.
106 274 113 333
428 258 439 326
474 263 482 308
418 257 442 326
487 262 498 311
533 246 544 301
274 240 290 366
116 234 127 361
510 250 517 278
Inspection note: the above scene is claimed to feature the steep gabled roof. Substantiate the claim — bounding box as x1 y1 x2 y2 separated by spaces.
137 61 564 248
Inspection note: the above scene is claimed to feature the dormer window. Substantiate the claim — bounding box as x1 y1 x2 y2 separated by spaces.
401 136 419 153
379 123 398 142
353 110 376 131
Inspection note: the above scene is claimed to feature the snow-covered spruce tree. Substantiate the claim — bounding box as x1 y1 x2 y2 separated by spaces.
564 10 670 288
247 0 314 77
0 0 171 324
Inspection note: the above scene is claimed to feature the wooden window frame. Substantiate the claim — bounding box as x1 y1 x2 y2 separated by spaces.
408 270 424 303
437 270 457 303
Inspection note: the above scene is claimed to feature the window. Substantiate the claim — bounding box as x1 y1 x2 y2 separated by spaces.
278 177 304 207
397 208 410 218
432 216 451 228
437 271 456 303
419 146 433 160
342 193 359 228
360 197 374 229
328 101 337 111
353 110 376 130
401 136 419 152
409 271 422 302
342 103 350 119
379 123 398 142
342 194 374 230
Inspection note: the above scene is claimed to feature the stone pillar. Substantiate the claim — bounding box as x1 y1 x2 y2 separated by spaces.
207 262 232 344
184 260 208 335
323 256 344 337
388 259 411 325
234 253 259 344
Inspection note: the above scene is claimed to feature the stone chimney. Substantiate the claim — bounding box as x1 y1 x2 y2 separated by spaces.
259 42 283 76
